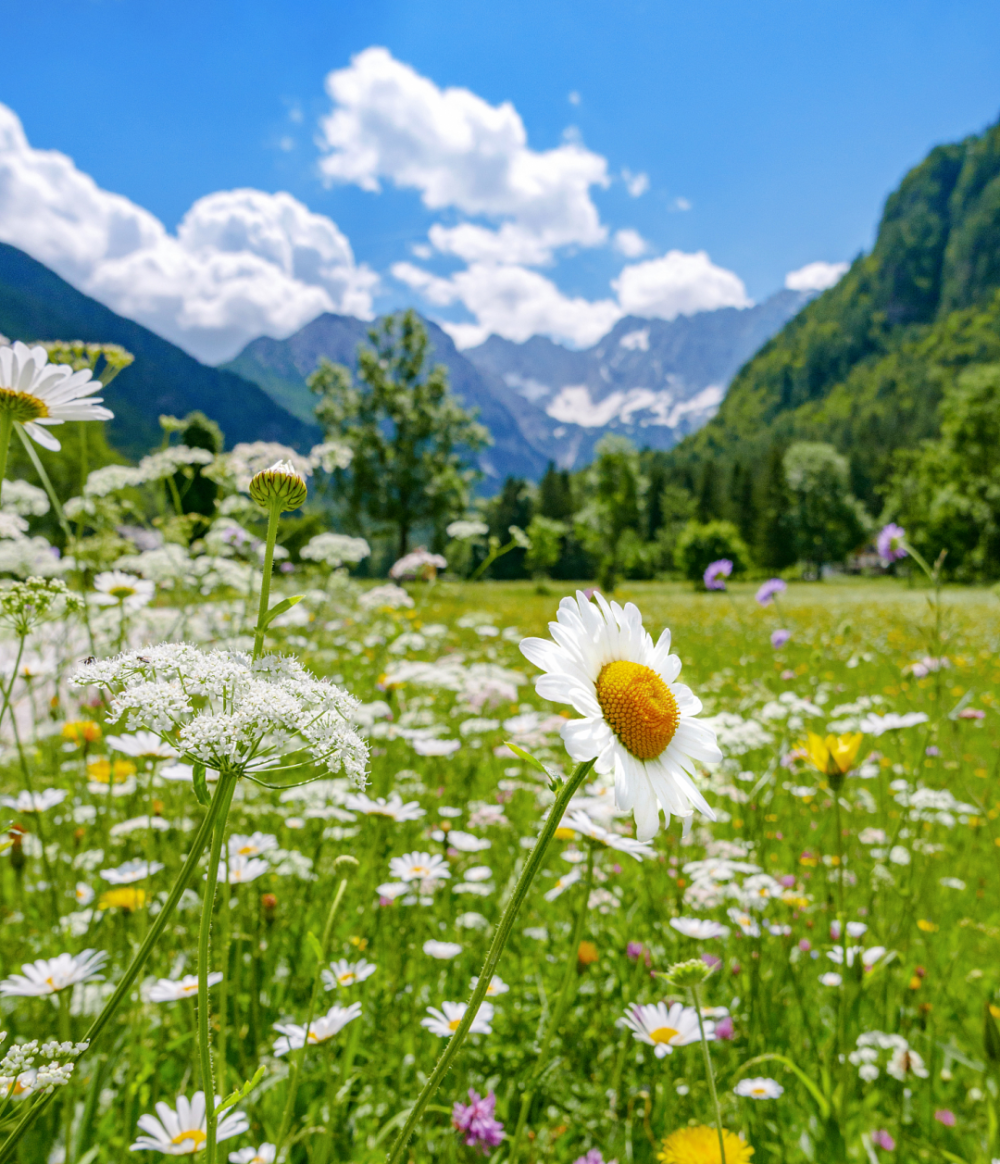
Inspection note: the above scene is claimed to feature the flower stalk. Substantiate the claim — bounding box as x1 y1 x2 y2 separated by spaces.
384 757 595 1164
690 982 726 1164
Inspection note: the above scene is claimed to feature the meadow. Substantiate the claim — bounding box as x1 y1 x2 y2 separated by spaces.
3 514 1000 1164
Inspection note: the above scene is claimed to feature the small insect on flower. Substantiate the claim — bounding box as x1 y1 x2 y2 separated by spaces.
618 1001 711 1057
0 950 107 997
321 959 377 990
148 974 223 1003
658 1125 753 1163
734 1076 784 1099
130 1091 248 1154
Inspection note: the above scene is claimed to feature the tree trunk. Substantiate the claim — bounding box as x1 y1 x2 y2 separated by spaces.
398 523 409 559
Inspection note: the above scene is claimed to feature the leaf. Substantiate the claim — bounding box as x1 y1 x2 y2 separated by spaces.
192 763 210 807
261 594 304 630
305 931 325 965
504 742 550 776
216 1064 266 1114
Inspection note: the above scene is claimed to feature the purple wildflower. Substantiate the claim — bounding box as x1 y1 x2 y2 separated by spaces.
703 559 733 590
452 1090 504 1152
755 577 787 606
871 1129 895 1150
934 1109 956 1127
714 1015 735 1040
771 628 791 649
877 523 907 562
574 1152 617 1164
700 953 721 971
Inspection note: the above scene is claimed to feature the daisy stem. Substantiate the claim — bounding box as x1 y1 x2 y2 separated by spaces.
383 758 595 1164
508 842 595 1163
0 771 235 1164
0 413 11 502
275 862 354 1160
252 500 282 660
200 771 238 1164
690 983 726 1164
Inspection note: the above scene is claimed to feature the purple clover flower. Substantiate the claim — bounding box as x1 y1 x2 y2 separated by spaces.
771 628 791 649
871 1129 895 1150
574 1152 617 1164
755 577 787 606
703 559 733 590
877 523 907 562
452 1089 504 1152
933 1109 956 1127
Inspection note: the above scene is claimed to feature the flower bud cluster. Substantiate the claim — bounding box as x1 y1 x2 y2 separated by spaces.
0 578 85 635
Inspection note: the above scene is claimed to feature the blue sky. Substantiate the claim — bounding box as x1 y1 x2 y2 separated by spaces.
1 0 998 361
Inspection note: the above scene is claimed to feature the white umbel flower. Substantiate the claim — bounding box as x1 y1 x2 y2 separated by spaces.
272 1002 362 1056
0 341 113 451
130 1091 248 1154
148 973 223 1003
520 592 721 840
421 1000 494 1037
617 1001 711 1058
0 949 107 997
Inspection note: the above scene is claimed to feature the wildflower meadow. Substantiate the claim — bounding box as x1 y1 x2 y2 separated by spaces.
2 341 1000 1164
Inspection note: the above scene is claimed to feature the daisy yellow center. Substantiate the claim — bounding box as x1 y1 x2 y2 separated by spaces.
108 585 137 599
0 388 49 423
658 1125 754 1164
172 1129 206 1148
595 660 679 761
410 865 429 876
649 1025 679 1045
448 1018 461 1031
339 973 355 985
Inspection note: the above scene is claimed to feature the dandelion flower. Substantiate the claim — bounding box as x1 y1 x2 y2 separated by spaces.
272 1002 362 1056
130 1091 248 1154
99 887 147 911
321 959 376 990
421 1000 494 1037
0 341 113 451
148 974 223 1003
520 592 721 840
0 949 108 996
618 1001 710 1058
734 1077 784 1099
658 1125 753 1163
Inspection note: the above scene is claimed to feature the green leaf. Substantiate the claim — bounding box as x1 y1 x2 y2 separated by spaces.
192 763 210 807
261 594 304 630
305 931 324 964
504 742 550 776
216 1064 266 1114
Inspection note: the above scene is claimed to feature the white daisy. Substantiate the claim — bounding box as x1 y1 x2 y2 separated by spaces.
228 832 278 858
670 917 730 940
0 1071 36 1100
423 940 462 960
0 788 67 812
148 973 223 1003
520 592 721 840
229 1146 277 1164
272 1002 362 1056
220 856 269 884
343 791 426 822
734 1077 784 1099
93 571 154 613
389 851 450 882
375 881 409 900
0 341 113 451
726 908 761 938
563 808 653 861
130 1091 248 1154
412 737 461 757
321 959 377 990
435 830 490 852
819 972 843 987
544 868 583 902
100 860 164 885
421 1000 494 1038
75 882 95 906
617 1001 711 1058
0 949 107 996
105 731 178 759
470 975 509 997
463 866 493 882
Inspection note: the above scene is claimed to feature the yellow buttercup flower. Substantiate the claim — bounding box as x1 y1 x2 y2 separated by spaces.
87 758 137 784
98 888 147 912
801 732 864 779
659 1125 754 1164
62 720 102 746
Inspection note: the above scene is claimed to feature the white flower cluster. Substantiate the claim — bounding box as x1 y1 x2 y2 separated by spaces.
301 533 371 569
73 644 368 785
0 1039 89 1097
309 440 353 473
1 480 49 517
82 446 216 499
849 1031 928 1082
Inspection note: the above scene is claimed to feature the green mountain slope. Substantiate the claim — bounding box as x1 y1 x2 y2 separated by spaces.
679 115 1000 504
0 242 318 457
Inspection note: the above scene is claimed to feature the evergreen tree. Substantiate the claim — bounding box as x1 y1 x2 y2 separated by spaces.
696 458 722 523
538 461 574 521
487 477 533 579
729 460 757 548
755 445 798 571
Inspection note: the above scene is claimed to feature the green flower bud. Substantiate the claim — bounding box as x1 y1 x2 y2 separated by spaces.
249 460 307 512
658 958 713 988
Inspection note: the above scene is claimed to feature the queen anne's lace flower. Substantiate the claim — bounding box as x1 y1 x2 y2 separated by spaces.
73 645 368 786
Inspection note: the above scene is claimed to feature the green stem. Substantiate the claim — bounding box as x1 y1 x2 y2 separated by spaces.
0 633 27 735
276 872 352 1157
384 758 595 1164
15 425 73 544
0 414 11 504
200 773 238 1164
690 983 726 1164
468 537 519 583
508 843 595 1163
253 501 281 660
0 776 232 1164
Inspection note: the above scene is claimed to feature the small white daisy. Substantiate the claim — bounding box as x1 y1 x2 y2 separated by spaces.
100 860 164 885
563 808 653 861
0 949 107 996
130 1091 248 1154
228 832 279 858
544 868 583 902
470 975 509 997
105 731 178 759
220 856 269 884
819 972 843 987
0 341 113 451
421 1000 494 1037
0 788 67 813
321 959 377 990
272 1002 362 1056
229 1146 277 1164
343 791 425 822
75 882 95 906
148 973 223 1003
93 571 155 613
617 1001 711 1058
520 592 721 840
735 1076 784 1100
670 917 730 940
423 940 462 960
389 851 450 882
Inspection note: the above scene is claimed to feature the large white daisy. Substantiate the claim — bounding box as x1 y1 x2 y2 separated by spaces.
520 592 721 840
130 1091 248 1154
0 341 113 451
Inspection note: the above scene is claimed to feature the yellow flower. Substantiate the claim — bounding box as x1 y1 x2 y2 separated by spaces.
917 919 938 933
801 732 864 778
554 827 576 840
62 720 102 745
659 1126 754 1164
87 758 137 784
98 888 147 912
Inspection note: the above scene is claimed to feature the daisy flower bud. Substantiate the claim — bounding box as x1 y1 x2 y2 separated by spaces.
659 957 713 988
248 460 307 512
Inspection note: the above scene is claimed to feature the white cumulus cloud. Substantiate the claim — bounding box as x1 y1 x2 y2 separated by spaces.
613 229 649 258
785 260 849 292
0 104 376 363
614 250 751 321
319 47 609 265
621 168 649 198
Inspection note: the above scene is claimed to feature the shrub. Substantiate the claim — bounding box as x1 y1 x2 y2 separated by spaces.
674 520 751 583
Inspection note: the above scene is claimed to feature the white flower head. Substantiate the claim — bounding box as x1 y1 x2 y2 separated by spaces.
421 1000 494 1037
735 1077 784 1100
130 1090 248 1154
93 571 155 613
0 341 113 451
0 788 67 813
470 975 509 997
670 917 730 940
563 808 653 861
343 792 425 822
148 974 223 1003
221 855 269 884
100 860 164 885
228 832 279 858
229 1146 277 1164
0 950 108 997
521 592 721 840
423 940 462 960
105 731 178 759
618 1001 711 1058
272 1002 361 1056
321 959 377 990
389 851 450 883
